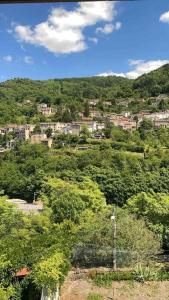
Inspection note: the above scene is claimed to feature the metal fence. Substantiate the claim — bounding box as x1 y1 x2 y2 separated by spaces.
71 243 156 268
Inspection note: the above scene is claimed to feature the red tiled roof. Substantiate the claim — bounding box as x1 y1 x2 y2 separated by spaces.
16 268 30 277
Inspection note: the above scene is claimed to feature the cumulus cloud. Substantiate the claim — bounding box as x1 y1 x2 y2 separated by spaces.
126 60 169 79
98 71 126 77
96 22 121 34
88 37 98 44
13 2 119 55
2 55 13 62
24 56 33 64
159 11 169 24
97 60 169 79
128 59 144 67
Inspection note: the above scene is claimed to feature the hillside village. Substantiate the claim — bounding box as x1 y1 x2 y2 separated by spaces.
1 67 169 300
1 94 169 151
1 64 169 153
1 0 169 298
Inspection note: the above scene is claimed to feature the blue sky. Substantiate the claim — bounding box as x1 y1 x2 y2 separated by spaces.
0 0 169 81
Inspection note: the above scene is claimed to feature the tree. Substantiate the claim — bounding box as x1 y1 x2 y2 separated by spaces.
126 191 169 225
33 124 41 134
50 192 86 224
139 118 153 131
0 162 24 198
0 194 71 296
0 196 24 238
45 128 53 138
139 118 154 140
80 125 90 143
133 115 139 130
83 100 90 117
158 99 167 111
126 192 169 248
104 121 113 139
0 286 14 300
33 251 70 292
73 207 160 267
41 177 106 223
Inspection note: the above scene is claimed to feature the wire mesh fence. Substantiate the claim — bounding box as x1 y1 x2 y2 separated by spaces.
71 243 158 268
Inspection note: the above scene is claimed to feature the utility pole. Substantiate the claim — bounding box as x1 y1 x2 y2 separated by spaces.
33 192 37 203
111 206 117 271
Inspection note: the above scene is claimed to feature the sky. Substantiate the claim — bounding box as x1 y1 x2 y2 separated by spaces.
0 0 169 81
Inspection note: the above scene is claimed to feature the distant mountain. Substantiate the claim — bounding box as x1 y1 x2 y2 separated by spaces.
133 64 169 97
0 65 169 124
0 76 132 104
1 64 169 105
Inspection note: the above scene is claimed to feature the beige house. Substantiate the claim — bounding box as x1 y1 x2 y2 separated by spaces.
70 124 81 135
37 104 54 117
90 110 102 118
15 128 30 141
154 119 169 128
40 122 66 133
109 115 136 131
137 110 169 122
25 124 36 132
89 99 100 107
30 133 52 148
30 133 47 144
74 120 97 132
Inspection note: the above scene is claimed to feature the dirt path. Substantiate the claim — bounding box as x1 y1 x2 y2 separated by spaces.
60 270 169 300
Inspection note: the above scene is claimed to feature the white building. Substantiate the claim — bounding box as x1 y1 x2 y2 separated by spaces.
37 104 54 117
40 122 66 133
137 110 169 122
74 121 97 132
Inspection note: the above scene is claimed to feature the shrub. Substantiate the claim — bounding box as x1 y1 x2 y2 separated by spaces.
157 271 169 281
132 265 158 282
90 271 133 287
87 292 102 300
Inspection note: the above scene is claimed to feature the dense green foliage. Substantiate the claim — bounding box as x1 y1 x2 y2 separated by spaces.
91 267 169 287
0 64 169 124
133 64 169 97
73 208 160 267
1 66 169 298
0 76 131 124
126 192 169 248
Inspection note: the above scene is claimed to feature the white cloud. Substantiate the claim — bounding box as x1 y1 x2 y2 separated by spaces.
2 55 13 62
160 11 169 24
98 71 126 77
97 60 169 79
96 22 122 34
24 56 33 64
13 2 119 55
126 60 169 79
88 37 98 44
128 59 144 66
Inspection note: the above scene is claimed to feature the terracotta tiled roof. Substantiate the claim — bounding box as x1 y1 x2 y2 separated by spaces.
16 268 30 277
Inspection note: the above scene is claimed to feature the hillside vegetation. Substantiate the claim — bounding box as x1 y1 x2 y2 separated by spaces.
0 64 169 124
0 66 169 299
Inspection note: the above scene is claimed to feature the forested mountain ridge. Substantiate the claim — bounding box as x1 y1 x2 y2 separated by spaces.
133 63 169 97
0 64 169 124
0 75 132 104
1 63 169 102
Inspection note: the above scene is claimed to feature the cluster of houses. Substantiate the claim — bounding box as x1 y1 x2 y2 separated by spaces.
0 120 105 150
136 110 169 125
1 105 169 151
37 103 55 117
